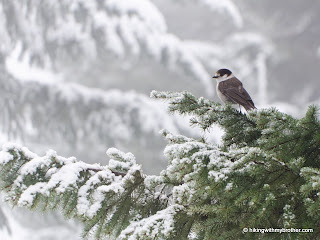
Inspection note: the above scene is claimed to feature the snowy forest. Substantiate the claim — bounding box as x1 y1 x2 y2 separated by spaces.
0 0 320 239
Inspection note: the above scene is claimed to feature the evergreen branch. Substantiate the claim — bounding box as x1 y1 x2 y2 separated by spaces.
152 90 260 146
2 1 216 94
1 91 320 239
1 70 184 154
266 136 301 151
0 143 166 239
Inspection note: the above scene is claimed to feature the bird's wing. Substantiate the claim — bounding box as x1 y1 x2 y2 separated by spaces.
221 86 256 110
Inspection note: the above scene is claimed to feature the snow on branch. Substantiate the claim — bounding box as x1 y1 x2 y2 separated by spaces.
0 143 161 238
120 205 184 239
0 142 196 239
151 90 259 146
0 69 188 150
0 92 320 238
1 0 214 95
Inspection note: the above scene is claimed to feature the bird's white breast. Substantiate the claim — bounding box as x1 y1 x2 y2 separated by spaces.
216 83 229 103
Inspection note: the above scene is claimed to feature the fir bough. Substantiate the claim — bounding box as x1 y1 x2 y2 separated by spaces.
0 91 319 239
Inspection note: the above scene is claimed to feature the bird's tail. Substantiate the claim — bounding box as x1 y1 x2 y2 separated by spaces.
244 103 256 111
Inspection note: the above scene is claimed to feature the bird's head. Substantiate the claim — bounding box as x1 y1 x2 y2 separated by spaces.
212 69 233 81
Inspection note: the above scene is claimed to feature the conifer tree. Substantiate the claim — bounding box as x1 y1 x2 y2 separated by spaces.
0 91 319 239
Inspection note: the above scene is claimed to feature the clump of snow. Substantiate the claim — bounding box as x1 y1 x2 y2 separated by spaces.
120 204 184 239
78 163 143 218
283 204 295 227
20 147 38 159
0 143 38 165
172 183 196 204
18 154 52 177
77 169 119 216
2 142 22 152
144 175 164 188
107 148 137 175
108 159 132 172
266 193 276 201
225 182 233 191
86 181 125 218
207 150 232 182
107 148 136 164
18 182 47 206
45 162 95 193
0 151 13 165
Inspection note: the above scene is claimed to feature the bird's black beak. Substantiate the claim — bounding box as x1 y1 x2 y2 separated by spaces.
212 76 218 78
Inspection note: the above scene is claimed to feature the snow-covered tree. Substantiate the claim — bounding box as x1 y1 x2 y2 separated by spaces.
1 0 318 238
0 0 274 190
0 1 254 236
0 90 318 239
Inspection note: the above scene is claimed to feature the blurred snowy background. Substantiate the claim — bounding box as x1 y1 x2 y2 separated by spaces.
0 0 319 239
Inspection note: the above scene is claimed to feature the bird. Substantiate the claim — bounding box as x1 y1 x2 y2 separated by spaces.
212 69 256 111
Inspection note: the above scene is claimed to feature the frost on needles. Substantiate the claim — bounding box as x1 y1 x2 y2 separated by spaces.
0 91 320 239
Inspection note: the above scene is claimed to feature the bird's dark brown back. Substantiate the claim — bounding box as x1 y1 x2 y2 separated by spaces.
218 77 256 110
